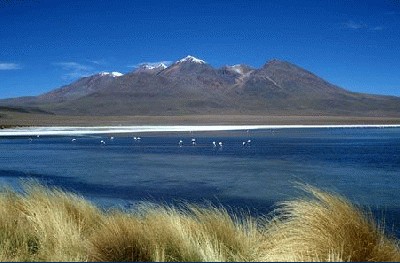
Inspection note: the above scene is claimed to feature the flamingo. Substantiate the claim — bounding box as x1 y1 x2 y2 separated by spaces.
243 139 251 147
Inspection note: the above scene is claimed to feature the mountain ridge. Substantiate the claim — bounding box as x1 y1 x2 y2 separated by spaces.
1 56 400 117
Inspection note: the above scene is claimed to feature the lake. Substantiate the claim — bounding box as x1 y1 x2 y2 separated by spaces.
1 127 399 234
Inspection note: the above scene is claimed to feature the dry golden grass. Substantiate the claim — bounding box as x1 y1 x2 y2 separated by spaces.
0 183 102 261
88 205 262 262
260 185 400 262
0 182 399 262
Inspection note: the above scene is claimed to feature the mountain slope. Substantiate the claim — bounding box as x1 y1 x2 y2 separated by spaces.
1 56 400 117
39 72 123 103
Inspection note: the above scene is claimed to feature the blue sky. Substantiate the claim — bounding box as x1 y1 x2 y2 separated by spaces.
1 0 400 98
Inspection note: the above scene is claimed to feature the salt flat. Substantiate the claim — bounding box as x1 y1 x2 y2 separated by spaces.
1 125 400 136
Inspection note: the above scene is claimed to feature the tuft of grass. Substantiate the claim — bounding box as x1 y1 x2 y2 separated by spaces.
0 182 102 262
88 205 261 262
0 182 399 262
260 185 400 262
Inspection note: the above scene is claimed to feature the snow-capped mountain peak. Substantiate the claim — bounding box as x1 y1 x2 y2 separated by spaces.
99 72 123 77
177 55 206 64
138 63 167 70
133 63 168 74
141 65 156 70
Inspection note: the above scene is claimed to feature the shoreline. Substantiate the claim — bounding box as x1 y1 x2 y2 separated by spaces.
1 124 400 136
2 113 400 127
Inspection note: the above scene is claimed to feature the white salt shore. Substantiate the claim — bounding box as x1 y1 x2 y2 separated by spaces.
1 125 400 137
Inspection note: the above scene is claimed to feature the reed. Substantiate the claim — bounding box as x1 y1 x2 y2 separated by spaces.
0 182 398 262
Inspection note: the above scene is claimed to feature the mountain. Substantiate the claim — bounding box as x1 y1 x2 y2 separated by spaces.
1 56 400 117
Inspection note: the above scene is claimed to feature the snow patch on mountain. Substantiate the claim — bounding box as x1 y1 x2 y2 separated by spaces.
229 64 245 74
266 76 279 86
111 72 123 77
140 63 167 70
99 72 123 77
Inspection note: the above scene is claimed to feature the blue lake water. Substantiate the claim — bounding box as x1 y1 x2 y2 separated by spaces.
1 127 400 233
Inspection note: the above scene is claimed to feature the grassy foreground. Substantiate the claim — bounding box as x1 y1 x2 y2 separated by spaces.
0 183 399 262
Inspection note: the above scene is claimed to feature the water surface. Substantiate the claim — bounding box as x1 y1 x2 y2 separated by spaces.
1 127 399 232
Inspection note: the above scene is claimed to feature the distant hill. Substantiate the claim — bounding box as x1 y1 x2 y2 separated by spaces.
1 55 400 117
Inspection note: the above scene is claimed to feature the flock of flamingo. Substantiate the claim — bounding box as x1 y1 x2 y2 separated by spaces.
72 136 252 147
28 135 252 148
